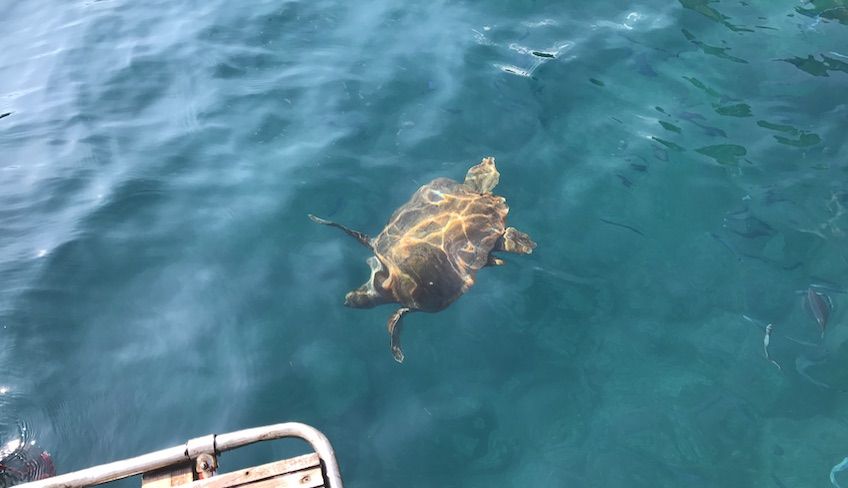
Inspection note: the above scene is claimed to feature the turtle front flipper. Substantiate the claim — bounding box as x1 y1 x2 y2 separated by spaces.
496 227 536 254
308 214 372 249
387 307 413 363
345 256 391 308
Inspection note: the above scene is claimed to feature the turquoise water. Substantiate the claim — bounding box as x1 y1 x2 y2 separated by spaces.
2 0 848 486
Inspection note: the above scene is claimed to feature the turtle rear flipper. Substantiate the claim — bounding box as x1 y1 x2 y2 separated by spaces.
308 214 372 249
496 227 536 254
387 307 413 363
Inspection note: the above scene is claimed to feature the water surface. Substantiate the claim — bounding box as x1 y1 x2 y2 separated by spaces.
2 1 848 486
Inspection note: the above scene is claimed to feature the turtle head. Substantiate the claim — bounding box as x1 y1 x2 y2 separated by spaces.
344 256 392 308
464 156 500 193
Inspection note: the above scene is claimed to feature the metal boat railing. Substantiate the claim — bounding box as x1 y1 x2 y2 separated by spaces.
15 422 343 488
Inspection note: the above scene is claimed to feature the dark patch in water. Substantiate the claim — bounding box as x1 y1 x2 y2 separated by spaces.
795 1 848 25
757 120 822 147
757 120 796 133
696 144 747 165
775 132 821 147
678 0 755 31
782 54 848 77
715 103 752 117
681 29 748 63
590 78 605 86
659 120 682 133
684 76 723 98
652 137 685 152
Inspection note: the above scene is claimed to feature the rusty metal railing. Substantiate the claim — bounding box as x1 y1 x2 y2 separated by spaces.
15 422 343 488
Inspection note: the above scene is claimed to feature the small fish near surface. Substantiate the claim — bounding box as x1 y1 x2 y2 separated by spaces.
599 218 644 236
763 323 781 371
615 173 633 188
804 287 833 338
710 232 742 262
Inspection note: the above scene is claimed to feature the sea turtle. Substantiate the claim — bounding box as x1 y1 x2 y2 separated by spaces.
309 156 536 362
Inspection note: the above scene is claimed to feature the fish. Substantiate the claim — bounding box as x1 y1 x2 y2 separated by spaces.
0 112 10 119
723 211 775 239
807 278 848 294
795 356 834 390
736 250 801 270
531 50 556 58
615 173 633 188
805 287 831 338
531 265 604 287
725 219 774 239
710 232 742 262
794 352 844 391
763 324 781 370
634 52 658 77
599 218 644 236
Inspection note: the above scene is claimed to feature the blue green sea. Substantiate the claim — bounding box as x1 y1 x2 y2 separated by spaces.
2 0 848 486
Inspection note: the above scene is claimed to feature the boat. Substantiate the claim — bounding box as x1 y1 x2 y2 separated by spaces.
12 422 343 488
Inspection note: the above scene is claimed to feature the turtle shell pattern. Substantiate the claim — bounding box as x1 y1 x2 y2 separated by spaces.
371 177 508 312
